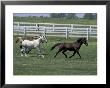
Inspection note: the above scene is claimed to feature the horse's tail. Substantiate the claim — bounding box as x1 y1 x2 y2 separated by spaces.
51 43 61 50
15 38 19 43
15 37 23 43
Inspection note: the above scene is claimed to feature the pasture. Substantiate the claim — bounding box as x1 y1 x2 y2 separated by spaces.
13 36 97 75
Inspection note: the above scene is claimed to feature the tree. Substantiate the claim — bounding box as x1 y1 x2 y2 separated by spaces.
92 13 97 19
66 13 77 19
57 13 66 18
50 13 66 18
50 13 57 18
83 13 97 19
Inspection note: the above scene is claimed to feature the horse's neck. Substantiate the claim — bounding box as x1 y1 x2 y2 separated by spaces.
35 38 42 44
78 42 83 49
75 41 83 47
75 41 82 44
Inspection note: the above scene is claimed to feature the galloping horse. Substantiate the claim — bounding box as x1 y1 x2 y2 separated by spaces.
51 38 88 58
20 35 47 58
15 36 39 54
15 36 38 43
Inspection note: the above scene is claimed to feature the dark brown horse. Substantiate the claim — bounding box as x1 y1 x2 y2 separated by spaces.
51 38 88 58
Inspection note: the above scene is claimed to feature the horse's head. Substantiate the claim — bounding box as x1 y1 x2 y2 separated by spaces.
77 38 88 46
82 38 88 46
39 35 47 43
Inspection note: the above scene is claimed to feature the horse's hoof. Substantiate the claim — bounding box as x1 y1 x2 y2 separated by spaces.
39 55 44 58
42 55 44 58
21 55 23 56
25 55 28 57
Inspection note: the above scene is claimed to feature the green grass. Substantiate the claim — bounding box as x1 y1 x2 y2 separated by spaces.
13 37 97 75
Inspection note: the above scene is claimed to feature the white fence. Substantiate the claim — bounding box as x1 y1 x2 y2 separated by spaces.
13 22 97 40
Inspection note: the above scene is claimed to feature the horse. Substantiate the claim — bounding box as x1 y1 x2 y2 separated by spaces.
51 38 88 59
20 35 47 58
15 36 39 54
15 36 38 43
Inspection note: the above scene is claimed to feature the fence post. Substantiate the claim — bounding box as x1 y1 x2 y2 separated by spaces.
44 27 46 36
89 26 92 37
24 27 26 38
71 24 73 32
36 23 39 30
18 22 20 36
87 28 89 40
36 23 37 30
36 23 38 36
66 27 69 39
53 24 55 31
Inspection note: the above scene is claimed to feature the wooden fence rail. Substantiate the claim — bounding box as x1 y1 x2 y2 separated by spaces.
13 22 97 40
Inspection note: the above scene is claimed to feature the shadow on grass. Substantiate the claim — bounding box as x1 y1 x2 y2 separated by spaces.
64 57 84 61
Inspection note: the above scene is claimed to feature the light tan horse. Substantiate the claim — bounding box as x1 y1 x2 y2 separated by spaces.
20 35 47 58
15 36 38 43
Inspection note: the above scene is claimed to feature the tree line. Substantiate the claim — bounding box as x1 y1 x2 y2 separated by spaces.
49 13 97 19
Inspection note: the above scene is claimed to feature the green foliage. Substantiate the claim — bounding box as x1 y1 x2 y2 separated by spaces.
14 16 97 25
84 13 97 19
66 13 77 19
50 13 66 18
50 13 77 19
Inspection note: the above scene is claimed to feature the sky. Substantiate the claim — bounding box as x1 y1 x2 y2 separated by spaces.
14 13 85 18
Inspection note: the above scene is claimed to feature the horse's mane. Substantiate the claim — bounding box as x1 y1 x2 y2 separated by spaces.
76 38 86 43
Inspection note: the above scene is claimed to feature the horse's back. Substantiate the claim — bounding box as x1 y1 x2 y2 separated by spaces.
22 40 33 46
59 43 79 50
22 39 39 48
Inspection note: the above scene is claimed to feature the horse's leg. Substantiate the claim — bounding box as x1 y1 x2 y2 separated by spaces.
26 48 31 54
76 51 81 59
21 47 28 57
36 46 41 53
62 50 67 58
40 45 45 54
36 46 44 58
24 47 28 57
24 53 27 57
54 49 62 58
21 48 24 56
69 51 76 58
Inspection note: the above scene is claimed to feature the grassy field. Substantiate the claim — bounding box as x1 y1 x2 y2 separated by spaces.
13 37 97 75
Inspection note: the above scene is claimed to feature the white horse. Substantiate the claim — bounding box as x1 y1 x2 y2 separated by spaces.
15 36 38 43
20 35 47 58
